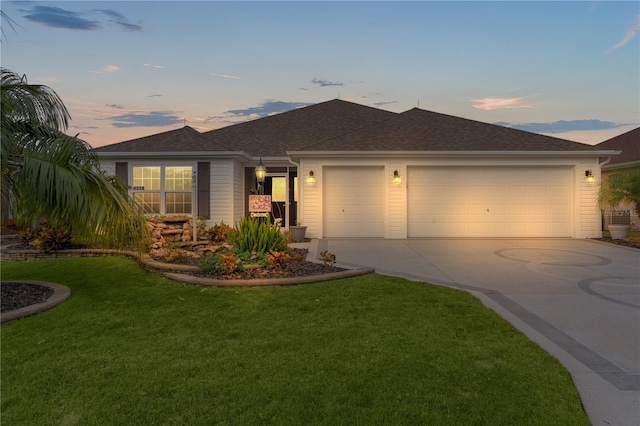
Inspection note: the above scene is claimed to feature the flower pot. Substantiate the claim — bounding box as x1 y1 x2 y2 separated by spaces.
289 226 307 242
608 224 630 240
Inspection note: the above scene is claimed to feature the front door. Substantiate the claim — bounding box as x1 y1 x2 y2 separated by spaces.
265 175 287 226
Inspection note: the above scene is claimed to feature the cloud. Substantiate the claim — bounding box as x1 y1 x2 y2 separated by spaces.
373 101 398 107
146 94 162 98
91 65 120 74
102 111 183 128
209 73 240 79
105 104 125 109
22 6 101 30
116 21 143 32
312 78 344 87
21 6 142 32
224 100 314 119
472 97 534 111
606 14 640 53
495 119 632 133
143 64 165 69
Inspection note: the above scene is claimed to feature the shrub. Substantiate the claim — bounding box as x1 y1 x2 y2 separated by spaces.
319 250 336 267
268 250 291 270
33 224 73 252
197 248 242 275
207 222 233 243
227 217 287 255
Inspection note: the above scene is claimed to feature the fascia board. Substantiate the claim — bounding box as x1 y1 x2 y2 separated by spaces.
95 151 252 160
287 150 621 159
602 160 640 171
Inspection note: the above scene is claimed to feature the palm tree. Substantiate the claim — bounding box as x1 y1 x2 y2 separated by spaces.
1 68 148 249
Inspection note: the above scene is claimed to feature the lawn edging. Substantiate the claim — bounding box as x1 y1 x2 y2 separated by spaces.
164 267 375 287
1 280 71 324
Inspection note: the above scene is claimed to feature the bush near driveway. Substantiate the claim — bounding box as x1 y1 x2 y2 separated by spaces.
1 257 589 425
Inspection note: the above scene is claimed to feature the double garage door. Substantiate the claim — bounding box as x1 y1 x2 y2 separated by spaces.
323 166 572 238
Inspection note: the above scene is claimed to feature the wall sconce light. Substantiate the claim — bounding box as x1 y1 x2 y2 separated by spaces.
306 170 315 184
585 170 594 184
393 170 401 184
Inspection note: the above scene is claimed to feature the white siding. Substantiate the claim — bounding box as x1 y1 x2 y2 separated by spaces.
210 160 235 225
232 160 245 225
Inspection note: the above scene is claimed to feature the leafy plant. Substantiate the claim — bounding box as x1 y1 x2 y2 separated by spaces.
235 250 269 267
319 250 336 267
33 223 73 252
227 217 287 255
197 248 242 275
268 250 291 270
207 222 233 243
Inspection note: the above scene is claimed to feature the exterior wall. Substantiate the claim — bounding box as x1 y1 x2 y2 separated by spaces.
300 156 602 239
232 160 245 225
209 159 236 225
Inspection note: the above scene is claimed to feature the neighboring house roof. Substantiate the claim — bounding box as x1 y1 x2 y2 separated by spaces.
596 127 640 169
201 99 396 157
96 126 228 152
297 108 607 152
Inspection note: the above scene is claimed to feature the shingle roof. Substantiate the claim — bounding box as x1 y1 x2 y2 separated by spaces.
596 127 640 167
202 99 397 156
298 108 606 152
95 126 228 152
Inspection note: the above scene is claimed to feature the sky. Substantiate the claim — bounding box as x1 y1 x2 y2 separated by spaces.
2 0 639 148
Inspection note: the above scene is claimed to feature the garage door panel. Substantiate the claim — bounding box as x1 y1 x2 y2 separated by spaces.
324 167 384 238
408 166 572 237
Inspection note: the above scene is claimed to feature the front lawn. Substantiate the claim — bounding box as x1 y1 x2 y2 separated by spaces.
1 257 588 425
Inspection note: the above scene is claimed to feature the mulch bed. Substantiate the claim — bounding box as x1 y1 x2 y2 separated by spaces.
1 283 54 313
591 237 640 250
157 249 346 280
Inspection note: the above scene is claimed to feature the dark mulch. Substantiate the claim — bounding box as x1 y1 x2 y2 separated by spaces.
591 237 640 250
1 283 54 313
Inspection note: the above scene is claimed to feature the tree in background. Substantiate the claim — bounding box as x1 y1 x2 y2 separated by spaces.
599 167 640 218
1 68 148 249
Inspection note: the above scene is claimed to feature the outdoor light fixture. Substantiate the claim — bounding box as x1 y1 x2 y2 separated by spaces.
393 170 401 184
585 170 595 184
306 170 315 184
255 158 267 194
255 158 266 183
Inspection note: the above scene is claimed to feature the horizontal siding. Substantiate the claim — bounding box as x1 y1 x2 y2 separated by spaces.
210 160 234 225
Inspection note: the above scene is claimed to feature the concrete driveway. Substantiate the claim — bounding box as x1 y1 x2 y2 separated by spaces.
311 238 640 425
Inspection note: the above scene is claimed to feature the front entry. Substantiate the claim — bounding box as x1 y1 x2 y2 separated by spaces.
245 166 298 228
264 175 287 226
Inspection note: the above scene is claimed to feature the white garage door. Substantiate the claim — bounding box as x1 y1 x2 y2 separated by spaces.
408 166 572 237
324 166 385 237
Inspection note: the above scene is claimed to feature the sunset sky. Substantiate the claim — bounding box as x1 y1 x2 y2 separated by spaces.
2 0 639 147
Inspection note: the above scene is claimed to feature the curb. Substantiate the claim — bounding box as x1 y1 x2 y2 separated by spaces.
1 280 71 324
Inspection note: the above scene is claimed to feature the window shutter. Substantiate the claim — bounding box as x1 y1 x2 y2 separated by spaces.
197 162 210 219
115 162 128 186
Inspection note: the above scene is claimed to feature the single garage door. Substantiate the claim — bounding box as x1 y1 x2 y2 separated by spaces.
408 166 572 237
324 166 385 237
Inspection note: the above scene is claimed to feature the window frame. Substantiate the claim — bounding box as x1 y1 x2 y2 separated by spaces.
131 164 195 215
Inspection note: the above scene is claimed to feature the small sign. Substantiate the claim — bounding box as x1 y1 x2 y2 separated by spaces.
249 195 271 212
250 212 269 218
132 186 145 191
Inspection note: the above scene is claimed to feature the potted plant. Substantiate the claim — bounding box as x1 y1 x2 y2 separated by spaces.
289 222 307 242
599 167 640 240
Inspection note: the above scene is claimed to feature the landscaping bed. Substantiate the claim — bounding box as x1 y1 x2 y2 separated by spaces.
0 282 53 313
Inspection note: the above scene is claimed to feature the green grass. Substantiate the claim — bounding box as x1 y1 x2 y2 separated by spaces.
1 257 589 425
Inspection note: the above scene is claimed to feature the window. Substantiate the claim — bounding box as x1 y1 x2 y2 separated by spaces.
132 166 193 214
